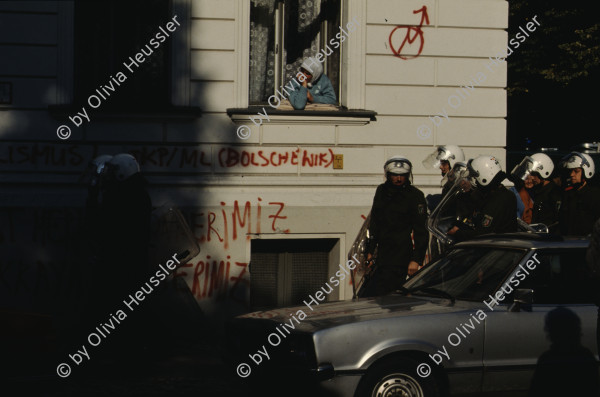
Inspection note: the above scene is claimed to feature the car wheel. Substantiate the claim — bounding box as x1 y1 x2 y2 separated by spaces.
356 356 441 397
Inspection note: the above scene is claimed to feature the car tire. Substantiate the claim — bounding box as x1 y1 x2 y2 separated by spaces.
355 356 441 397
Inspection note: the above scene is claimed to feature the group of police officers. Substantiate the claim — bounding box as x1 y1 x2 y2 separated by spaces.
364 146 600 296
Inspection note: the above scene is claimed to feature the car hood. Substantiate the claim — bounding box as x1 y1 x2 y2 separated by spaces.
236 294 469 332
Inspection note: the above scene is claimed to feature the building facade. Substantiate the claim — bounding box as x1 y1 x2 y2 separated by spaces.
0 0 509 320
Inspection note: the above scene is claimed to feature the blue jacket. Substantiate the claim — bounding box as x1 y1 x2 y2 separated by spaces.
288 75 337 110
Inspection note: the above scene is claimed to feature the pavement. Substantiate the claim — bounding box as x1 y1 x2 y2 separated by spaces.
7 344 248 397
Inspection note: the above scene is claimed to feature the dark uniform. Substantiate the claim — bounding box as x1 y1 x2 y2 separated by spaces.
441 179 453 197
531 180 562 233
453 184 517 241
94 173 152 360
366 180 428 295
559 183 600 236
98 173 152 302
586 219 600 359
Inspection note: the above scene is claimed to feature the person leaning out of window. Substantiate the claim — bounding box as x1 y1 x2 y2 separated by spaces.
288 57 336 110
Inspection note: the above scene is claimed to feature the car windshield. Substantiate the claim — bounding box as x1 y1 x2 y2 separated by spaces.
402 247 527 302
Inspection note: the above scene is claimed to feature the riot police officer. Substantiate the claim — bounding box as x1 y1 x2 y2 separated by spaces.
448 155 517 241
97 154 153 361
365 155 429 296
423 145 466 197
559 152 600 235
512 153 561 232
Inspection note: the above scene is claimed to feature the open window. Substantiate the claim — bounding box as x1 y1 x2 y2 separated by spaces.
249 0 341 105
228 0 376 125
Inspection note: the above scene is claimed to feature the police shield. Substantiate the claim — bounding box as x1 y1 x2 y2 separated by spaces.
349 212 378 298
428 171 473 244
147 204 205 340
149 203 200 269
427 169 548 253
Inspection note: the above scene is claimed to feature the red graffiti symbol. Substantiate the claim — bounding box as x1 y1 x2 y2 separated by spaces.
268 202 289 232
389 6 429 60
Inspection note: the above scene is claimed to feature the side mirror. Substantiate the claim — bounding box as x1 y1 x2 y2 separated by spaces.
509 288 534 312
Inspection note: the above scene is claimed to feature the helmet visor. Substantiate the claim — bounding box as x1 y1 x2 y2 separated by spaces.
446 162 468 185
422 148 450 169
511 157 535 181
385 160 411 175
79 159 110 186
465 160 480 188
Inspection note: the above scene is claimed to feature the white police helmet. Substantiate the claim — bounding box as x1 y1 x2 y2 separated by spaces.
561 152 595 179
467 155 502 187
512 153 555 180
384 155 412 175
81 154 113 187
384 155 413 183
108 153 140 182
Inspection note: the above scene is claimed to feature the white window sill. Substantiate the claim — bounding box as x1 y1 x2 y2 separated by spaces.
227 107 377 126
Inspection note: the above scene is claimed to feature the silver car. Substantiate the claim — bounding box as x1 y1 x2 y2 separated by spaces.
226 234 597 396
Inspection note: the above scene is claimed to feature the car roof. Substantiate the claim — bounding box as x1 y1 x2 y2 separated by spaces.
454 232 590 250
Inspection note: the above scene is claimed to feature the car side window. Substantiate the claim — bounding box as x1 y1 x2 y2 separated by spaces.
518 249 594 304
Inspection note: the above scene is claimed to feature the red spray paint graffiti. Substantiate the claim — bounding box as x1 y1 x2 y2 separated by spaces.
175 257 249 304
217 148 334 168
188 198 289 249
389 6 430 60
178 198 290 303
0 143 336 171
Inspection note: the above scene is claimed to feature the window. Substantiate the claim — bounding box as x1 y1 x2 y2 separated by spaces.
249 0 341 105
74 0 171 111
518 249 595 304
404 248 526 302
250 238 337 309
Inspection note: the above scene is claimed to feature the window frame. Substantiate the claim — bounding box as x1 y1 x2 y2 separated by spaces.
513 248 595 305
248 0 342 106
232 0 367 111
404 247 528 302
51 0 197 121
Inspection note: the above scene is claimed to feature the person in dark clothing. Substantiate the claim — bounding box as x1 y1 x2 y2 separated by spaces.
558 152 600 236
512 153 562 232
98 153 152 304
92 153 153 364
69 155 114 353
448 155 517 241
531 180 562 232
429 161 473 254
364 155 429 296
586 218 600 360
531 174 561 235
529 307 599 397
82 155 114 263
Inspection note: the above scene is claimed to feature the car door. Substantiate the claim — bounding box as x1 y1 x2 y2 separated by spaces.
482 248 597 393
